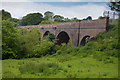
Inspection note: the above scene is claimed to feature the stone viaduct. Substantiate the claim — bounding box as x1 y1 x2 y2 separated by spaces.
18 17 109 46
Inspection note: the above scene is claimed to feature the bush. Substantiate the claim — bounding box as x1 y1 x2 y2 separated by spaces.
34 39 54 57
17 27 41 58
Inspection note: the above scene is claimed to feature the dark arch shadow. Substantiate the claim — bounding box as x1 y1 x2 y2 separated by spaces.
43 31 55 42
56 31 70 45
80 35 90 46
43 31 50 37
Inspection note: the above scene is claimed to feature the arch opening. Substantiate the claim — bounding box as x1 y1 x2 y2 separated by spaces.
43 31 55 42
80 35 90 46
43 31 50 37
56 31 70 45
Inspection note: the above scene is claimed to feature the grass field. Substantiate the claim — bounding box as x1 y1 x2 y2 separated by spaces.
2 54 118 78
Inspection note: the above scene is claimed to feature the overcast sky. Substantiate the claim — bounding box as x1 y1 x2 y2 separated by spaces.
1 0 111 2
1 0 112 19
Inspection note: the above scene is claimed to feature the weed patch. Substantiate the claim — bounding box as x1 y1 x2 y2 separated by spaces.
19 62 60 75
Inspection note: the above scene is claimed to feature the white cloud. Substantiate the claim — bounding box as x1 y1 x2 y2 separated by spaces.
2 2 107 19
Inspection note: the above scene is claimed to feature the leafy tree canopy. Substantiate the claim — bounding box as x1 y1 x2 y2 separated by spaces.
98 16 105 19
86 16 92 20
2 9 12 20
107 1 120 12
53 15 64 22
82 16 92 21
44 11 54 17
20 13 43 26
2 19 19 59
44 11 54 21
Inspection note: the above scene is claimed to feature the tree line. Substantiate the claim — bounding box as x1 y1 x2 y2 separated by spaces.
1 10 55 59
1 9 92 60
2 19 59 59
2 9 94 27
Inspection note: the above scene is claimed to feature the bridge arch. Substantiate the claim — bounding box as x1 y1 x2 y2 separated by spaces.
43 31 55 42
43 31 50 37
80 35 90 46
56 31 70 45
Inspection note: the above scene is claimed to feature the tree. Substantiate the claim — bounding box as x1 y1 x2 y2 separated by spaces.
20 13 43 26
107 1 120 50
98 16 105 19
82 18 87 20
64 18 71 22
17 27 41 58
44 11 54 21
53 15 64 22
71 17 78 20
2 10 20 26
86 16 92 20
107 1 120 12
12 18 20 27
82 16 92 21
107 1 120 18
34 39 54 57
2 19 18 59
0 10 2 59
2 9 12 21
70 17 79 22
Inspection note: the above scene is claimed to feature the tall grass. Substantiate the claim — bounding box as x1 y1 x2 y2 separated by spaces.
19 62 60 75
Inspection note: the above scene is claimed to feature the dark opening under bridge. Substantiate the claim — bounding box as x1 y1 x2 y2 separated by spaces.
18 17 109 46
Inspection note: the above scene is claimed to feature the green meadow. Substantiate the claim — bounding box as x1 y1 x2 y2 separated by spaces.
2 54 118 78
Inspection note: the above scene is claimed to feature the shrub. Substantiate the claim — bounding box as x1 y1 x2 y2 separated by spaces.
17 27 41 58
56 50 62 55
106 24 115 31
34 39 54 57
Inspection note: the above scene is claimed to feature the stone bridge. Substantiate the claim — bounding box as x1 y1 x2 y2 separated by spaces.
18 17 109 46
